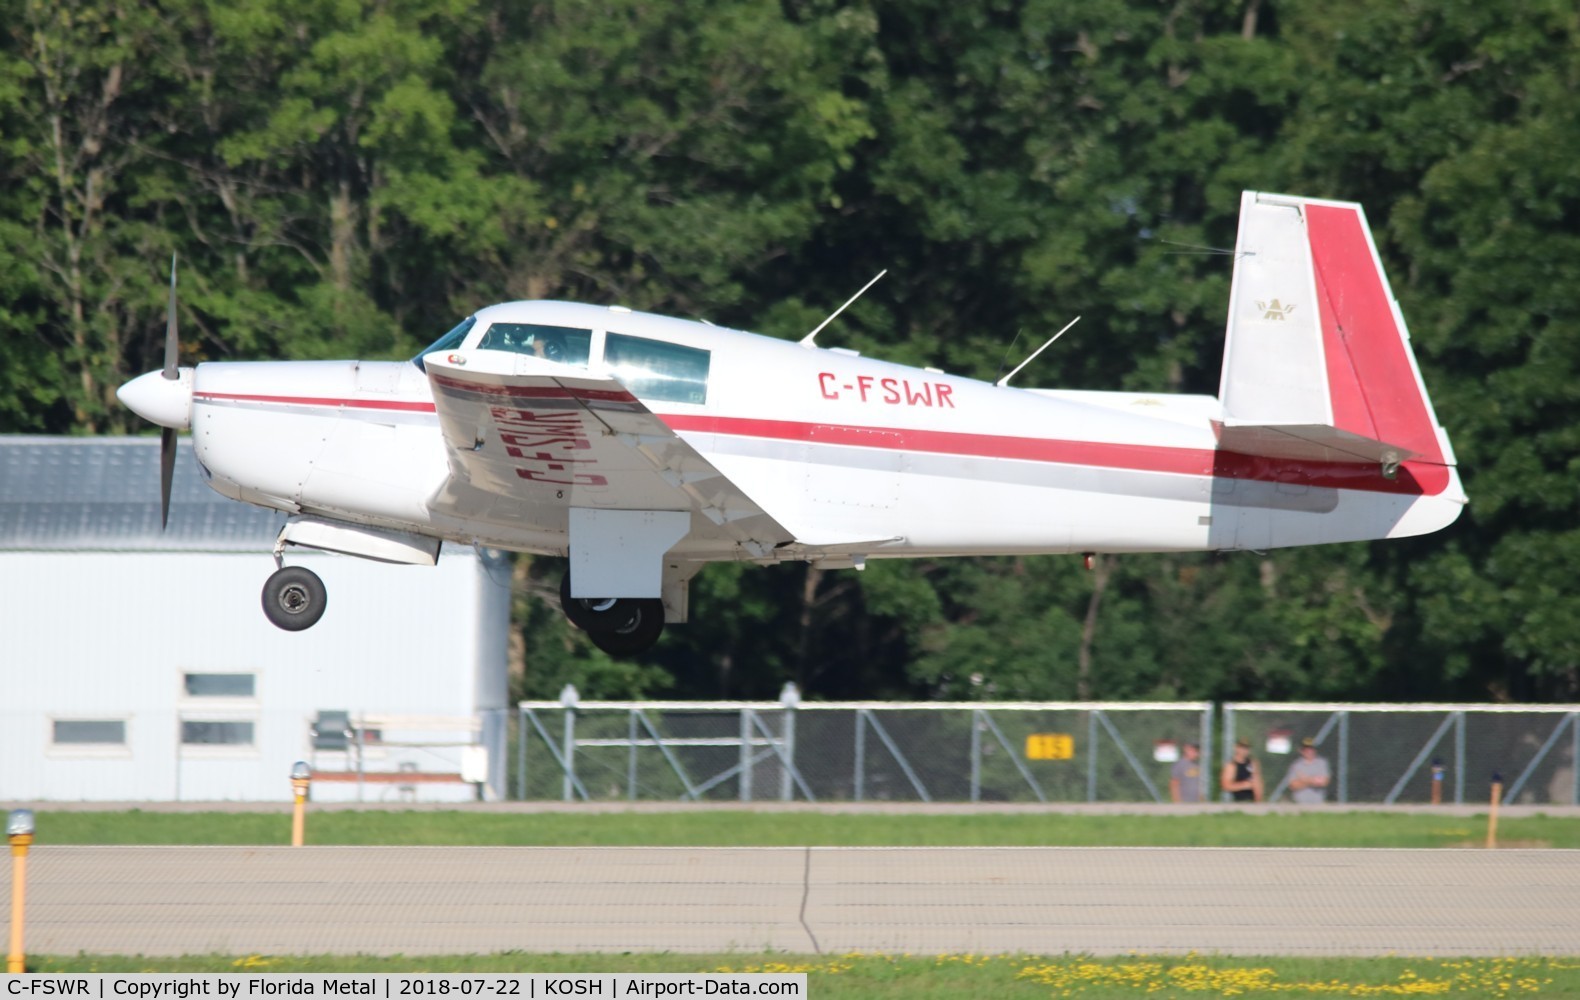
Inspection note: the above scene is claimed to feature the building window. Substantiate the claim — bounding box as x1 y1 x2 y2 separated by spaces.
183 673 256 698
181 721 255 746
53 719 126 745
606 334 710 404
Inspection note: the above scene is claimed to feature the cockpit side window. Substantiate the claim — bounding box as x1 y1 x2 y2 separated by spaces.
478 323 592 367
412 316 476 372
606 333 710 404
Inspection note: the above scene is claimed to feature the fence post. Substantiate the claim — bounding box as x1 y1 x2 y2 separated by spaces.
1338 711 1350 804
517 705 527 801
739 707 755 802
627 709 638 800
1201 705 1214 802
1573 712 1579 806
559 684 579 803
1454 711 1466 805
1086 709 1099 803
1221 704 1238 802
854 710 867 802
779 683 800 802
970 708 982 803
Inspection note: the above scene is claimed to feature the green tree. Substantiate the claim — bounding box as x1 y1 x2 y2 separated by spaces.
461 0 872 316
3 0 173 432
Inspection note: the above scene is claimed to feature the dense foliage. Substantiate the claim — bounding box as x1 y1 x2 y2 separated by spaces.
5 0 1577 703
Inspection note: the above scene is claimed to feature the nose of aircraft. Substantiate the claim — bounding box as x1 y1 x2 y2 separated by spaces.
117 367 194 430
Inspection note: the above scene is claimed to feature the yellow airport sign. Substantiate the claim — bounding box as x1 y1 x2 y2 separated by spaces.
1026 733 1074 760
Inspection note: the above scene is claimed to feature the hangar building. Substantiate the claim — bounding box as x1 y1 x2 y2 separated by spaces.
0 436 511 803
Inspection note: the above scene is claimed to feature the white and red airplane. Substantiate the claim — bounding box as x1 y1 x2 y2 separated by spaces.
118 191 1464 655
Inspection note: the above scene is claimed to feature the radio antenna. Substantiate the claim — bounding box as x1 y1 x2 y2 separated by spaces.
800 269 887 347
995 316 1081 387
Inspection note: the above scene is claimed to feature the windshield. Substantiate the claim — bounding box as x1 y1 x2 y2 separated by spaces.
478 323 592 367
412 316 476 372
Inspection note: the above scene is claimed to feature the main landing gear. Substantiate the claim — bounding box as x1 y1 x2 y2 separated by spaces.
262 565 328 631
257 562 664 655
559 574 664 657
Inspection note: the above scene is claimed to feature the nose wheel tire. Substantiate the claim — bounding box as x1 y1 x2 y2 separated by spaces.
262 566 328 631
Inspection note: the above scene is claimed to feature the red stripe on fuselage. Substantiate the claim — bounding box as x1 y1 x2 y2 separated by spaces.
1306 205 1445 465
662 414 1446 496
192 391 1445 496
193 390 437 413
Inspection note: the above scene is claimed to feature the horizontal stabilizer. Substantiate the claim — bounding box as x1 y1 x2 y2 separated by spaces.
1216 421 1414 467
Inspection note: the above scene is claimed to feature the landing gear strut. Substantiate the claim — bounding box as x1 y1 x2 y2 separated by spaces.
559 574 664 656
262 566 328 631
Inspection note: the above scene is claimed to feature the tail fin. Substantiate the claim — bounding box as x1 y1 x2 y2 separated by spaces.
1218 191 1459 496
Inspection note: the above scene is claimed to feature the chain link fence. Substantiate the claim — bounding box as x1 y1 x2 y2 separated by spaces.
514 696 1580 804
516 693 1212 803
1223 703 1580 805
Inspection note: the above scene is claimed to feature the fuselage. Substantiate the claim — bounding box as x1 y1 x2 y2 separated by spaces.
185 300 1462 564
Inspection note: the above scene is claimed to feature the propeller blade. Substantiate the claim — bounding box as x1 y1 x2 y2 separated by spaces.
163 253 178 380
160 426 176 530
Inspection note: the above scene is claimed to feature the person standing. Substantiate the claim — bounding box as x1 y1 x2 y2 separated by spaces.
1221 740 1263 802
1286 737 1331 804
1170 742 1205 803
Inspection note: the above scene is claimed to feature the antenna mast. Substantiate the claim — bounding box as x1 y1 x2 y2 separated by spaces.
995 316 1081 387
800 270 887 347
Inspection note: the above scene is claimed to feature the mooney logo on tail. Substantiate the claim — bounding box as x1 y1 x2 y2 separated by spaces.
1257 299 1297 321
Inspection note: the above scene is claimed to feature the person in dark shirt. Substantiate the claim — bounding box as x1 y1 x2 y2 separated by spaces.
1220 739 1263 802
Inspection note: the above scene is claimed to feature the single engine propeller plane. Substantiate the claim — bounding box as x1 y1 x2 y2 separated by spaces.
118 192 1464 655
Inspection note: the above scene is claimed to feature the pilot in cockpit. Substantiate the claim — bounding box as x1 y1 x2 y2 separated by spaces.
532 333 564 362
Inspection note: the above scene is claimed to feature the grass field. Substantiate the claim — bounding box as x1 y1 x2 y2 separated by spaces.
31 808 1580 848
27 953 1580 997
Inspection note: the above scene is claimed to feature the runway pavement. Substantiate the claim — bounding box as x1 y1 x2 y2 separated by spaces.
6 846 1578 957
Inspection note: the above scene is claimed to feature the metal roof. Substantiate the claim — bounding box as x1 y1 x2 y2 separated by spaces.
0 436 284 551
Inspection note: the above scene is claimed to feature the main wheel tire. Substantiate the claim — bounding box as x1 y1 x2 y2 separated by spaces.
559 573 641 632
262 566 328 631
587 599 665 657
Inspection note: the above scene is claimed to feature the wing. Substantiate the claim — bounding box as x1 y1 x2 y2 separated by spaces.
423 351 791 559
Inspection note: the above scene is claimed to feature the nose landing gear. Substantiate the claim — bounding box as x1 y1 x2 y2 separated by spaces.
262 565 328 631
